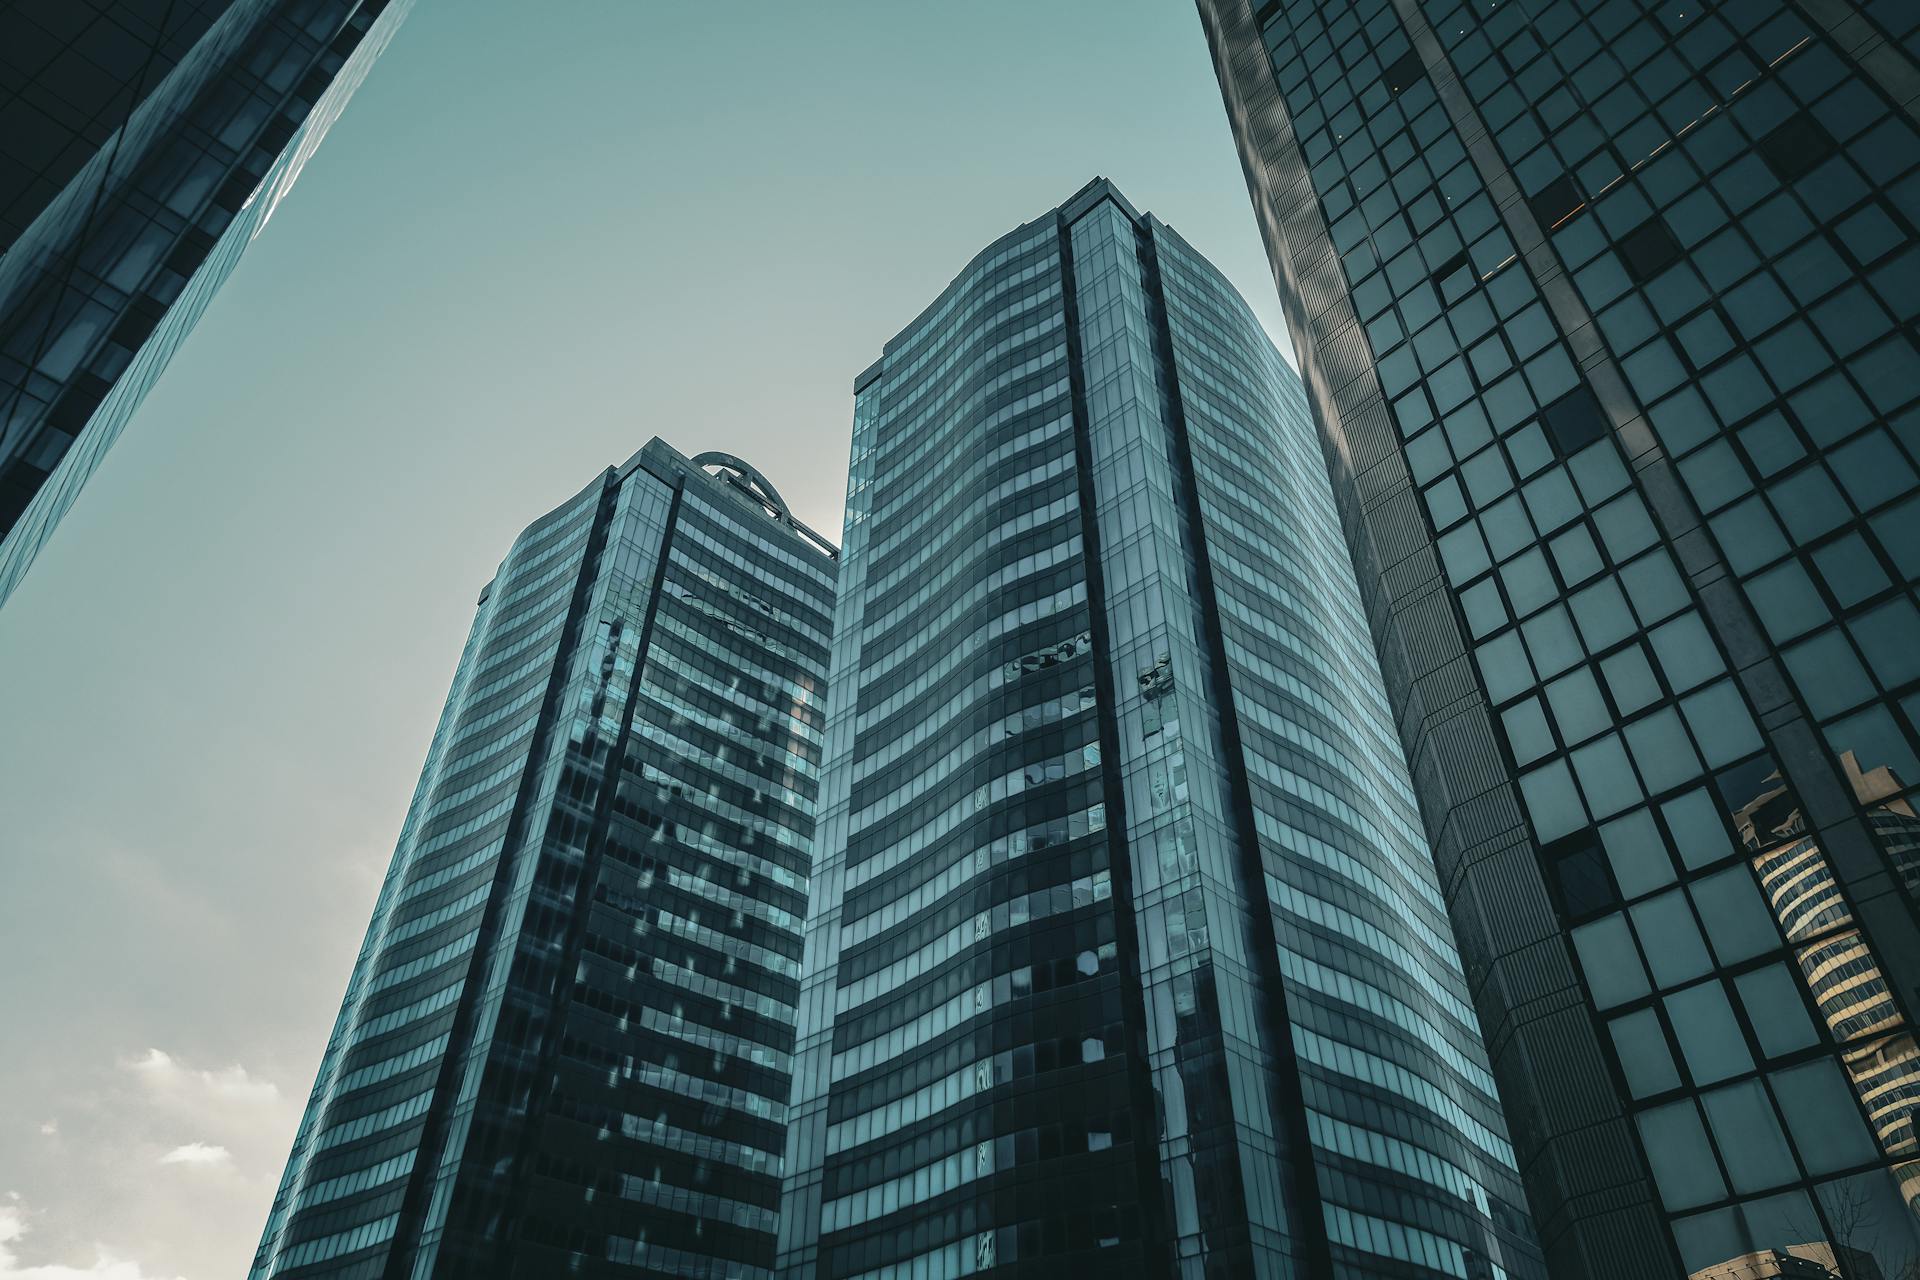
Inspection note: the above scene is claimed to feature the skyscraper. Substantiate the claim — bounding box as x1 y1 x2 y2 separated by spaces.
0 0 411 607
776 179 1541 1279
250 441 836 1278
1195 0 1920 1274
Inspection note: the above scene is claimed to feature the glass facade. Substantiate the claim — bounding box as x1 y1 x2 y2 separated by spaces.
250 439 837 1278
777 179 1538 1279
0 0 410 608
1196 0 1920 1274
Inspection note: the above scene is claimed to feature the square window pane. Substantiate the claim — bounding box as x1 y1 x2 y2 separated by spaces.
1732 964 1819 1059
1601 809 1676 896
1572 913 1650 1009
1771 1058 1879 1175
1635 1099 1728 1210
1702 1078 1795 1194
1689 866 1780 965
1663 788 1733 871
1666 979 1754 1084
1634 892 1715 989
1609 1007 1682 1098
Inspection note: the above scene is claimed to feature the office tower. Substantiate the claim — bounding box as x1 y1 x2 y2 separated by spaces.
777 179 1541 1279
250 441 836 1278
1195 0 1920 1274
0 0 410 607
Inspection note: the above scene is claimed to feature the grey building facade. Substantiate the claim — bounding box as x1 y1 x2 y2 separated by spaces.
1195 0 1920 1274
0 0 409 607
776 179 1540 1280
251 441 836 1278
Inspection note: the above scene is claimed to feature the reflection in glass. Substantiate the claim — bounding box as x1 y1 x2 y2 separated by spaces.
1691 751 1920 1277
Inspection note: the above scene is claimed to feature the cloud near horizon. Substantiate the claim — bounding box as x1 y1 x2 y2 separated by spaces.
0 1202 182 1280
154 1145 229 1169
124 1050 280 1107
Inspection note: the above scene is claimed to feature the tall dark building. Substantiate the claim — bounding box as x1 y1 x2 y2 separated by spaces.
1196 0 1920 1273
251 441 836 1278
776 180 1541 1279
0 0 409 607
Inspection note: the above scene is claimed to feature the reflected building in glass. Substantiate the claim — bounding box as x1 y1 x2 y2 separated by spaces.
1195 0 1920 1274
776 179 1540 1279
250 440 836 1277
0 0 411 608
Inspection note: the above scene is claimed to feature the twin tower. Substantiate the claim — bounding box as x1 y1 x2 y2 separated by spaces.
247 179 1539 1278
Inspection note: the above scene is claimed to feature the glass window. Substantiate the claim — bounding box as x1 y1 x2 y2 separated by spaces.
1621 549 1690 625
1732 964 1819 1059
1649 612 1722 693
1635 1100 1728 1210
1812 1171 1920 1277
1678 439 1750 513
1594 491 1660 560
1662 788 1730 871
1548 523 1605 587
1736 411 1805 479
1849 596 1920 690
1501 546 1560 616
1689 867 1778 965
1574 734 1645 818
1522 758 1589 843
1824 705 1920 785
1523 605 1584 678
1770 1058 1878 1175
1670 1190 1823 1280
1711 496 1790 576
1601 644 1663 715
1609 1007 1681 1098
1477 631 1536 704
1460 576 1508 637
1745 559 1826 644
1601 809 1676 897
1624 707 1704 795
1481 493 1536 559
1502 697 1556 765
1570 578 1635 650
1830 429 1917 513
1783 629 1876 719
1769 465 1852 544
1666 979 1753 1084
1522 467 1584 534
1633 892 1714 989
1701 1078 1795 1194
1571 913 1650 1008
1811 531 1891 609
1546 667 1611 745
1681 680 1764 769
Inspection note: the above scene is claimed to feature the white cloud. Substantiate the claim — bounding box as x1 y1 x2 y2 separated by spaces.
154 1145 228 1169
123 1050 280 1107
0 1203 181 1280
34 1124 54 1138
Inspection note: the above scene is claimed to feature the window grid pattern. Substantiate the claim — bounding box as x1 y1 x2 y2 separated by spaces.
0 0 410 606
1199 0 1920 1272
253 442 834 1278
1158 218 1540 1279
778 203 1154 1280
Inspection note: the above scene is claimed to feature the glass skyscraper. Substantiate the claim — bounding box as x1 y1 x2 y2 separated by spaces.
250 440 836 1278
1195 0 1920 1274
0 0 410 608
776 179 1540 1279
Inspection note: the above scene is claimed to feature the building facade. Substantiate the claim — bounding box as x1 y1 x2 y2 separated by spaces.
250 441 836 1278
1195 0 1920 1274
776 179 1540 1280
0 0 410 607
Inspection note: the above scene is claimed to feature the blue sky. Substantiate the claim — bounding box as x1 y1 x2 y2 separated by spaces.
0 3 1289 1274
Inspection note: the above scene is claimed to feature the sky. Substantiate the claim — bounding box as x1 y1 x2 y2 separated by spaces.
0 3 1293 1275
